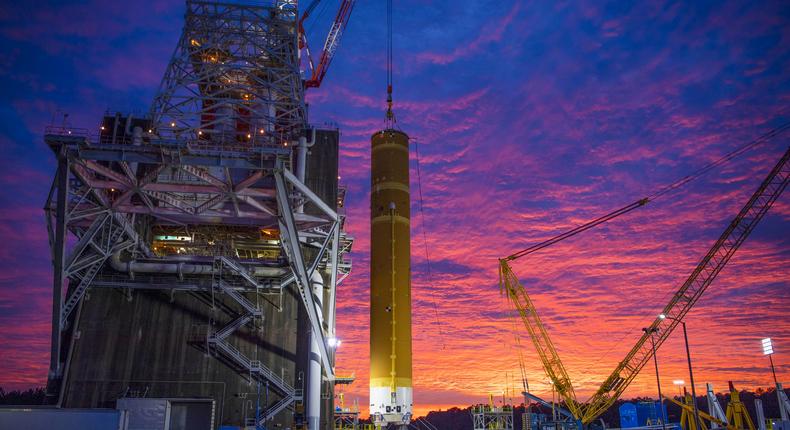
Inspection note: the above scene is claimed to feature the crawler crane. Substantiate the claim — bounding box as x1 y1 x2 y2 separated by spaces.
501 146 790 425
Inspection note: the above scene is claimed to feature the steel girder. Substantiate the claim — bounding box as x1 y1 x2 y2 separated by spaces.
274 167 337 379
45 132 351 424
150 0 305 147
43 2 352 425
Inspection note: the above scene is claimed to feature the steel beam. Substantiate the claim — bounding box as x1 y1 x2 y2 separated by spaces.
49 155 68 380
327 221 340 339
63 213 109 274
283 168 338 222
274 169 334 378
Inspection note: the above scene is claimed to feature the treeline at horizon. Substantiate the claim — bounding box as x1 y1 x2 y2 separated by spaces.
419 386 790 430
1 386 788 430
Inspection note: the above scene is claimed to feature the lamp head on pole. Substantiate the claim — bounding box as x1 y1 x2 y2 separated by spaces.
762 338 774 355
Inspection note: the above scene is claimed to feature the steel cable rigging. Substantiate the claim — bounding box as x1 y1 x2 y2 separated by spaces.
413 138 446 350
500 122 790 424
505 120 790 262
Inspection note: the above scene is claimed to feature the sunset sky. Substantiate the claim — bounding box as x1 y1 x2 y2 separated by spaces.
1 0 789 419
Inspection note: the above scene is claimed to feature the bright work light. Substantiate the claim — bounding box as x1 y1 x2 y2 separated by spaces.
762 338 774 355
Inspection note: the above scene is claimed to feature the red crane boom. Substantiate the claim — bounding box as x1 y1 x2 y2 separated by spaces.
300 0 356 89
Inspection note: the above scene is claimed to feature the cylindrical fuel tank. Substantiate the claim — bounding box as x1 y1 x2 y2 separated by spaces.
369 129 412 425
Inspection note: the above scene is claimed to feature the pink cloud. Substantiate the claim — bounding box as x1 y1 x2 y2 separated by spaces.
414 3 521 66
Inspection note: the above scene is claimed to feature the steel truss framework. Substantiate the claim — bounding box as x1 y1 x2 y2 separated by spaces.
45 128 351 424
151 0 306 148
45 5 351 428
472 405 514 430
501 146 790 424
44 1 352 425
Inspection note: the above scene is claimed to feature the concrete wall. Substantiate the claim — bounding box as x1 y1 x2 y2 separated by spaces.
62 287 301 428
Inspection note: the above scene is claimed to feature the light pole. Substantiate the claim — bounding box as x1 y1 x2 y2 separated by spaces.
762 338 788 421
762 338 778 385
661 314 702 430
643 327 667 430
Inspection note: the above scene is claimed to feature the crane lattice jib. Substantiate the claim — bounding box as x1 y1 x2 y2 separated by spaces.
500 260 583 418
503 146 790 424
304 0 356 88
581 146 790 423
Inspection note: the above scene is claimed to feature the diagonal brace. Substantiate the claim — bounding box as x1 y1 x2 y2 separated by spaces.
274 169 334 379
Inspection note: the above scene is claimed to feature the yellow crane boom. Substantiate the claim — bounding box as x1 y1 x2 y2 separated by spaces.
501 146 790 424
500 260 583 418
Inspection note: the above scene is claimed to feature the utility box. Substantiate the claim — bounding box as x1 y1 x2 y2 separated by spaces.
619 402 638 428
0 407 126 429
116 398 215 430
636 401 666 426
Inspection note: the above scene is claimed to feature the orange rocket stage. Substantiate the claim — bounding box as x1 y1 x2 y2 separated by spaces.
369 129 413 427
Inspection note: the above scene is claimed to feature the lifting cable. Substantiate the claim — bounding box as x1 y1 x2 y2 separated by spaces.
306 0 331 34
504 120 790 262
383 2 446 349
385 0 395 124
414 138 446 349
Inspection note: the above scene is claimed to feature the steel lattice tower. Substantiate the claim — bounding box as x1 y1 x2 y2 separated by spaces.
44 1 351 428
151 1 306 146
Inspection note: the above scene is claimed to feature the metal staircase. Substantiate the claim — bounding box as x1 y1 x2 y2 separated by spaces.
207 255 300 423
216 280 262 316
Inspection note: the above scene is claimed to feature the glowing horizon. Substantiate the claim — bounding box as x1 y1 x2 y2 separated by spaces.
0 0 788 423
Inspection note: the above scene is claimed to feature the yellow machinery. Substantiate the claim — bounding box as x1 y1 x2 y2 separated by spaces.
334 376 375 430
663 382 758 430
665 392 728 430
501 147 790 425
725 383 756 430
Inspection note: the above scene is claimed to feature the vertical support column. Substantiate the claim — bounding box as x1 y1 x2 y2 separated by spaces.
274 167 333 376
777 382 790 422
49 152 69 382
327 223 340 339
308 270 325 430
755 398 766 430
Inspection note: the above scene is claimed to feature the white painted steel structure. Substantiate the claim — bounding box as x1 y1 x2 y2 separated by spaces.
44 1 352 427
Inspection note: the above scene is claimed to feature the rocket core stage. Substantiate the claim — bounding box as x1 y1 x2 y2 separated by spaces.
369 129 413 427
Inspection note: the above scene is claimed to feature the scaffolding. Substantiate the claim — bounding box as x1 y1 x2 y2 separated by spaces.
44 1 352 427
333 397 361 430
472 404 514 430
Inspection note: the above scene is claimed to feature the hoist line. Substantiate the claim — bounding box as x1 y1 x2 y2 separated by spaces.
505 197 648 261
387 0 393 89
414 138 446 349
648 121 790 200
505 120 790 262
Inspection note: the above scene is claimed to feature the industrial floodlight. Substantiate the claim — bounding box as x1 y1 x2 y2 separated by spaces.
762 338 774 355
659 314 667 319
